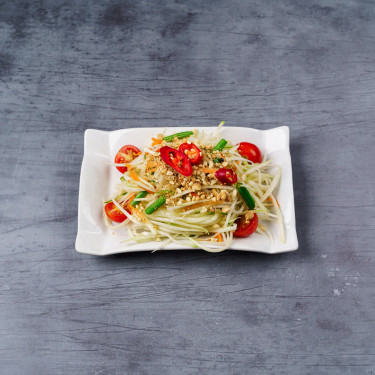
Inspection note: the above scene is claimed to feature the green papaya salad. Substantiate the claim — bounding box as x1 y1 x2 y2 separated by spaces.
103 122 284 252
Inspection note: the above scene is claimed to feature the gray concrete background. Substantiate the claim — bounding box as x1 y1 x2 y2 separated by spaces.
1 1 374 374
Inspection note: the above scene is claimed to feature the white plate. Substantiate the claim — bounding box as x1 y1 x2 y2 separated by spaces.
75 126 298 255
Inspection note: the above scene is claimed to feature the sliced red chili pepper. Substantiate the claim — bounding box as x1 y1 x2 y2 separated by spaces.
159 146 193 176
215 168 238 184
178 143 203 165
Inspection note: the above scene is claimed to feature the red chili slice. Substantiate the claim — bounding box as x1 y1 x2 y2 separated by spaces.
215 168 238 184
178 143 203 165
159 146 193 176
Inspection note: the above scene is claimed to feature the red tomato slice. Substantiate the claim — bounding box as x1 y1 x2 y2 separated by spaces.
237 142 262 164
215 168 238 184
115 145 141 173
104 202 129 223
159 146 193 176
233 213 258 237
178 143 203 165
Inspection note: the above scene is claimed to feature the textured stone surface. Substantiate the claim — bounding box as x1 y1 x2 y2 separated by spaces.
0 1 374 374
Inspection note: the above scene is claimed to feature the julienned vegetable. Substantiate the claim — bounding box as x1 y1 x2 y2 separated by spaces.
103 123 284 253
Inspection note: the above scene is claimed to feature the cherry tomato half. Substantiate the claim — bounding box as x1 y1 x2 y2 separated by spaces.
159 146 193 176
179 143 203 165
104 202 129 223
234 213 258 237
115 145 141 173
237 142 262 164
215 168 238 185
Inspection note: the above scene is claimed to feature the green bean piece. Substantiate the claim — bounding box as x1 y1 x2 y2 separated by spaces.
131 191 148 207
236 184 255 210
145 196 166 215
163 131 194 142
213 139 228 151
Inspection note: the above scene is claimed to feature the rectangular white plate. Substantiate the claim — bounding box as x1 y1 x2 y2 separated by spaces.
75 126 298 255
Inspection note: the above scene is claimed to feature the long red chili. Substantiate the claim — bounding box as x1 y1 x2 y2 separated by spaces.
159 146 193 176
178 143 203 165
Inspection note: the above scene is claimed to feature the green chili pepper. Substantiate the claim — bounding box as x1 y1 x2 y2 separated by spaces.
163 131 194 142
236 183 255 209
131 191 148 207
213 139 227 151
145 196 166 215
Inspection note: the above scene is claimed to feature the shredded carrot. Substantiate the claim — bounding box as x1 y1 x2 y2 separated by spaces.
201 168 218 174
152 138 163 147
127 201 144 222
129 169 141 182
274 196 280 208
210 233 223 242
265 196 280 207
146 160 158 172
128 169 154 193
